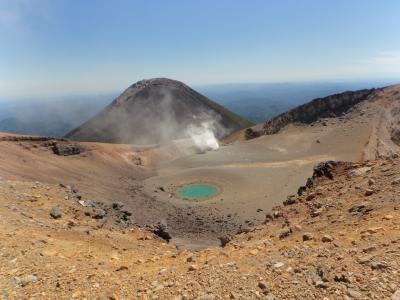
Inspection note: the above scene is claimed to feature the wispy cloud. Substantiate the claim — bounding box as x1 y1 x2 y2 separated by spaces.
368 51 400 65
0 0 53 33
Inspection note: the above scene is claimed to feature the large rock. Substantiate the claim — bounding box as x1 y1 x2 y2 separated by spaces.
153 223 172 241
50 207 62 219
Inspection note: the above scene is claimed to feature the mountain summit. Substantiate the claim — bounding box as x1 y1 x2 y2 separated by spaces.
65 78 252 144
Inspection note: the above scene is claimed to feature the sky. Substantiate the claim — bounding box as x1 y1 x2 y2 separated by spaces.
0 0 400 99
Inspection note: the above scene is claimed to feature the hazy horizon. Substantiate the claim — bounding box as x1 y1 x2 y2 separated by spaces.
1 78 399 103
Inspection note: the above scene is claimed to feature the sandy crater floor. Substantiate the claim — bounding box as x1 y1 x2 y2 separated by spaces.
143 116 372 231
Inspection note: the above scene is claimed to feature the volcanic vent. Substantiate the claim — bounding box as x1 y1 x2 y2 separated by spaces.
65 78 252 145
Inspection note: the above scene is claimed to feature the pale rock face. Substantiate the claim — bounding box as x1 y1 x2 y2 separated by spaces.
347 167 372 178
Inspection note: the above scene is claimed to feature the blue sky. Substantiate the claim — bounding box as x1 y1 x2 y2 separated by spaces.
0 0 400 99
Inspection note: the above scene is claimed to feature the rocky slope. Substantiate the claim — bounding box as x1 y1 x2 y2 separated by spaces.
243 88 378 139
66 78 253 145
1 157 400 299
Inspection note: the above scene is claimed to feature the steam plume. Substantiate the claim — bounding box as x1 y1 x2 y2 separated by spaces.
186 121 219 151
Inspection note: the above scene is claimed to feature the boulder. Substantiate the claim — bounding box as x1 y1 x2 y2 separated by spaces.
153 223 172 241
302 232 314 241
92 208 106 219
50 207 62 219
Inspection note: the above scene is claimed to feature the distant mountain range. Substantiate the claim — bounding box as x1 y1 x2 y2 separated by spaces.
196 81 396 123
0 80 397 137
0 95 112 137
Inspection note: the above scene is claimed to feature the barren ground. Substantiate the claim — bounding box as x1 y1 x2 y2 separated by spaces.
1 158 399 299
0 85 399 248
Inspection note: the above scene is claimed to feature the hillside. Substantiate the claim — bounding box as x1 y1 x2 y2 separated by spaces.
65 78 253 145
1 157 399 299
242 88 378 139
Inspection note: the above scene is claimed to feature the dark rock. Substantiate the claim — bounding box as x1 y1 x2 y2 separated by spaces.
51 142 84 156
219 236 231 247
153 223 172 241
321 235 333 242
371 262 388 270
316 265 330 282
283 196 297 206
365 189 374 196
258 281 268 290
348 202 373 215
112 202 124 210
245 128 260 140
298 161 347 195
315 281 329 289
334 274 350 283
391 127 400 145
302 232 314 241
297 185 307 196
50 207 62 219
264 213 273 223
120 210 132 221
92 208 106 219
313 161 337 180
116 266 129 271
278 228 292 239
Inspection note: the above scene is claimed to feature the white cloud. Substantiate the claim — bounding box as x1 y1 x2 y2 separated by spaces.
368 51 400 65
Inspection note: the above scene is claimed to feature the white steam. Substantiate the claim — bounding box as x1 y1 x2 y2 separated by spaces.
186 120 220 152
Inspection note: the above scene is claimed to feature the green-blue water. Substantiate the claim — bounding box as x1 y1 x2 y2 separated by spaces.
176 183 218 200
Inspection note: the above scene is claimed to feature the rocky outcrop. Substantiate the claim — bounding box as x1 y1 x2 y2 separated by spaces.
298 161 352 195
0 136 66 142
246 88 377 139
51 142 84 156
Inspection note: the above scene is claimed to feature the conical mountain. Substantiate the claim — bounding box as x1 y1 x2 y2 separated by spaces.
65 78 252 144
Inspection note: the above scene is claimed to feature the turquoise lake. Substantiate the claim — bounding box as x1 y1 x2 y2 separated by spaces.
176 183 218 200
